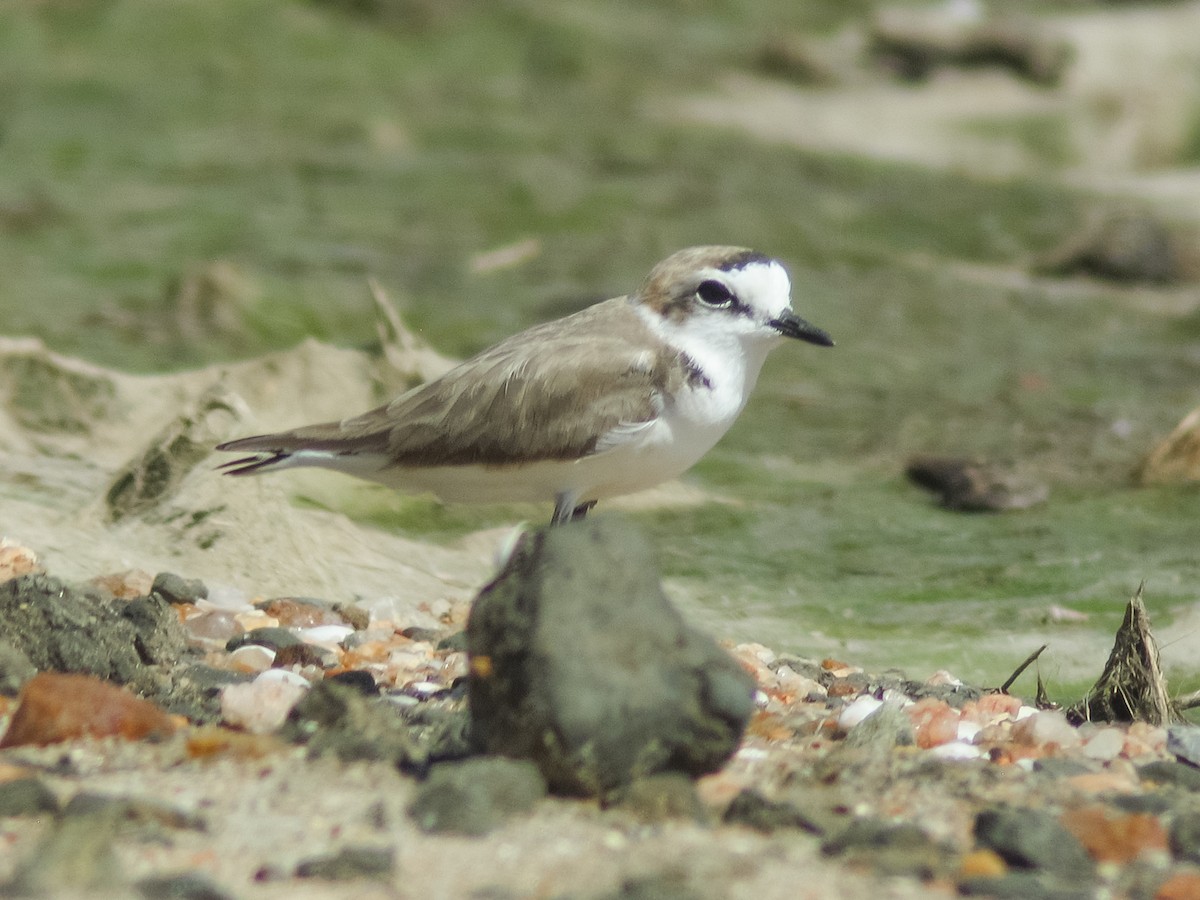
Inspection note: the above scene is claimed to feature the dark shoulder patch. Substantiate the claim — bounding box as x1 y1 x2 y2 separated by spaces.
680 352 713 390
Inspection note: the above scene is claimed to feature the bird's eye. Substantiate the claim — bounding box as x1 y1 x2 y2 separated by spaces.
695 280 734 308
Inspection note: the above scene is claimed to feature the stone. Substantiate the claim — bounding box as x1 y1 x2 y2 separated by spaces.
151 572 209 606
599 873 704 900
959 871 1096 900
281 680 454 770
604 773 707 824
326 670 378 695
225 627 303 653
1059 804 1167 865
1169 810 1200 864
467 517 755 795
294 846 394 880
822 817 955 879
973 806 1093 878
0 777 59 817
1036 209 1178 285
256 596 346 628
1140 760 1200 792
722 789 824 834
63 792 206 832
408 757 546 836
906 456 1047 512
0 672 177 747
0 574 187 691
0 640 36 696
5 806 124 894
1167 725 1200 768
845 699 915 750
220 673 308 734
136 872 234 900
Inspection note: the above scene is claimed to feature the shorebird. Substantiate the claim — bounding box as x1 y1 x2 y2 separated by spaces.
217 246 833 525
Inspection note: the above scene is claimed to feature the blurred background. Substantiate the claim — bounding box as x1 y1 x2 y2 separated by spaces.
3 0 1200 696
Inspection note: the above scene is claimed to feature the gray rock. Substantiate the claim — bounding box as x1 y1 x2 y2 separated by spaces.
0 574 187 692
0 778 59 818
599 873 704 900
842 700 914 750
1139 760 1200 792
604 773 707 824
722 789 825 834
1167 725 1200 768
822 817 955 879
1169 810 1200 864
408 757 546 836
282 680 414 764
225 627 302 653
0 641 36 696
136 872 234 900
62 792 206 833
4 807 124 894
122 593 190 664
973 806 1093 878
294 846 394 880
906 456 1047 512
150 572 209 605
467 517 755 795
959 871 1096 900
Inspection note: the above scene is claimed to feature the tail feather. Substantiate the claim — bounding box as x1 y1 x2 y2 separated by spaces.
216 451 292 476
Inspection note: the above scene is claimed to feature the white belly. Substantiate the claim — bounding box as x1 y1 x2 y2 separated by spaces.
366 406 735 505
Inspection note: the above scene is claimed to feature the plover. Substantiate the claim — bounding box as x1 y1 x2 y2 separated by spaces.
217 246 833 525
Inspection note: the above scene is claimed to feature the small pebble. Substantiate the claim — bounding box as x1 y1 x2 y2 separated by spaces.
182 608 243 646
227 644 276 673
201 583 252 611
295 846 394 881
294 625 355 648
0 540 40 583
837 695 882 731
0 777 60 816
151 572 208 605
136 871 235 900
220 672 309 734
1081 727 1126 761
1012 710 1080 749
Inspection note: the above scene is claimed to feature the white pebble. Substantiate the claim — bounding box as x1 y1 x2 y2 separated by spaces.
227 644 275 672
220 675 309 734
294 625 355 648
956 719 982 743
1082 727 1126 761
838 695 883 731
253 668 311 688
928 741 985 760
199 583 253 611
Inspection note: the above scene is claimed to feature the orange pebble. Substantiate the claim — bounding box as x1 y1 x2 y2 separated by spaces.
185 725 283 760
906 697 959 749
961 693 1023 723
1156 870 1200 900
0 672 176 748
1061 804 1167 864
959 849 1007 879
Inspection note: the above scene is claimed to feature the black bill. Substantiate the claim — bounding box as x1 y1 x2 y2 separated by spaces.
768 310 834 347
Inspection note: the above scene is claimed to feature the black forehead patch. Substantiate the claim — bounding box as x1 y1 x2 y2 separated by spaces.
717 250 772 272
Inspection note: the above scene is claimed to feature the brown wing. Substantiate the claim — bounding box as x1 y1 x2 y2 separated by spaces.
218 298 685 467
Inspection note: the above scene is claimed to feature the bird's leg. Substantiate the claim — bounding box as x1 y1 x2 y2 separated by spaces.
551 492 579 526
571 500 596 521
